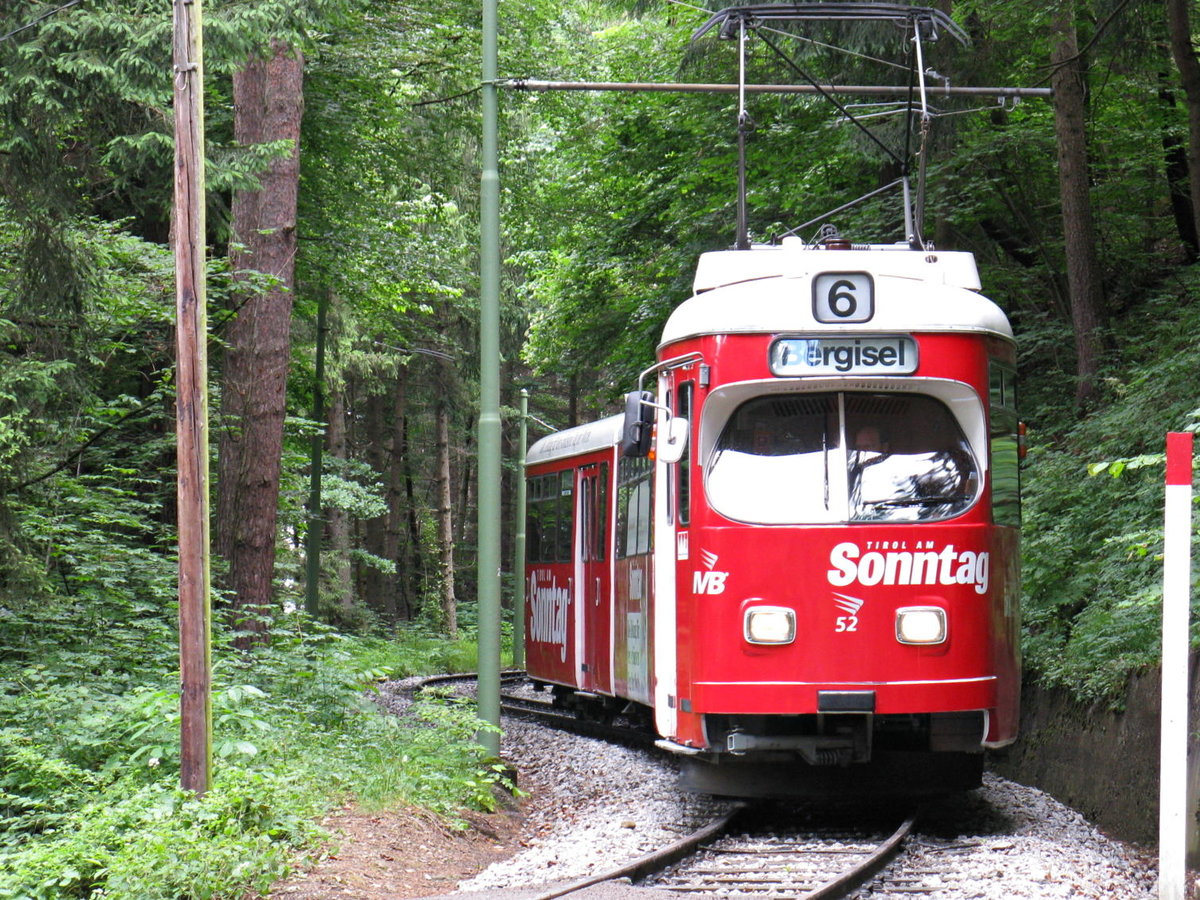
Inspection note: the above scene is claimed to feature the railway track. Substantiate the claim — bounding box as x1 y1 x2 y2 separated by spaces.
416 670 658 747
644 811 918 899
517 804 923 900
499 683 658 748
417 674 927 899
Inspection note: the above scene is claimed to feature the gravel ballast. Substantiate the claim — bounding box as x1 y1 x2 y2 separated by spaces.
457 709 1160 899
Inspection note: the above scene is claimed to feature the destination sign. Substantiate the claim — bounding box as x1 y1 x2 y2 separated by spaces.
770 335 918 376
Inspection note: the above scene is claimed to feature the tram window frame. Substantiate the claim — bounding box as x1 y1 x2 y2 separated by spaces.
578 464 609 563
678 382 693 527
557 470 574 563
525 471 574 564
525 475 541 563
706 390 982 525
596 463 609 562
617 455 653 559
580 476 593 562
525 474 546 564
988 361 1020 528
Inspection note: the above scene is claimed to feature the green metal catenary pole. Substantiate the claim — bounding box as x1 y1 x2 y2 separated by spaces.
512 389 528 669
476 0 502 756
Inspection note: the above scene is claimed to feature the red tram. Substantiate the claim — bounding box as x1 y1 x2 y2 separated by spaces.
523 236 1020 796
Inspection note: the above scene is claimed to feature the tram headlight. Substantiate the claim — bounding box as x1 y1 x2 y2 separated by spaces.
896 607 947 645
744 606 796 645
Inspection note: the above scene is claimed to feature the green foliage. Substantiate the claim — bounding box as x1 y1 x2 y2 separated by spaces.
0 766 324 900
3 6 1200 893
0 617 512 898
318 457 390 521
349 626 484 678
1019 266 1200 704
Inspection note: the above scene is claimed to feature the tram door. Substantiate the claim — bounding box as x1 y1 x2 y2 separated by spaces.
576 463 611 694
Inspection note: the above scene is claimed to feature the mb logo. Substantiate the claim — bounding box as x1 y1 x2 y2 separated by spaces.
695 548 728 595
693 570 729 595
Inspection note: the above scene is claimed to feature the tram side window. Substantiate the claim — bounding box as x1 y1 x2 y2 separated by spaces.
525 476 543 563
557 471 574 561
576 463 610 563
596 463 609 561
617 456 653 558
989 361 1020 528
678 382 693 527
525 472 573 564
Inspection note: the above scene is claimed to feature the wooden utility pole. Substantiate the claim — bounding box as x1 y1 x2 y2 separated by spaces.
173 0 212 795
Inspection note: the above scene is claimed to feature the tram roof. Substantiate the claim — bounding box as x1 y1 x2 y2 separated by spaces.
662 240 1013 346
526 413 624 466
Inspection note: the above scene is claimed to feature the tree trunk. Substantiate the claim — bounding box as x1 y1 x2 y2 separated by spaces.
326 385 354 611
1159 81 1198 262
360 388 389 615
456 436 473 546
383 369 407 621
1166 0 1200 251
215 41 304 644
402 413 425 617
436 400 457 637
1050 6 1105 407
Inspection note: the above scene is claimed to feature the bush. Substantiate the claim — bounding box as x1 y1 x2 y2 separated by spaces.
0 616 511 899
1018 266 1200 705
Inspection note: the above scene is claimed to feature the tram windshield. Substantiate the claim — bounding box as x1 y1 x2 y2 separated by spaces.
706 391 979 524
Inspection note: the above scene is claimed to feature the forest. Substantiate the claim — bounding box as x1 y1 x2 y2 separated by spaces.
2 0 1200 895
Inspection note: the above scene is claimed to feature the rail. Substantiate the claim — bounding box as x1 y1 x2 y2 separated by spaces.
649 812 919 899
419 673 921 899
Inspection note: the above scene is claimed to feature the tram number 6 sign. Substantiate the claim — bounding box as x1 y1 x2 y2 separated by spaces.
813 272 874 324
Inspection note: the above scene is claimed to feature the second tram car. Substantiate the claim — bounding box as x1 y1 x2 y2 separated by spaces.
524 236 1020 796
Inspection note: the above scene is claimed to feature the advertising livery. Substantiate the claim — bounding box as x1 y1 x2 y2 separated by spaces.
524 237 1021 796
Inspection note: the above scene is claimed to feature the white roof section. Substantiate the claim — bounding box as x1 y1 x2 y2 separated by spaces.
665 239 1011 346
526 414 624 467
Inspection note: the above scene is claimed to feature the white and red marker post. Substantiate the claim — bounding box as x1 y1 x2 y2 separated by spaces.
1160 432 1194 900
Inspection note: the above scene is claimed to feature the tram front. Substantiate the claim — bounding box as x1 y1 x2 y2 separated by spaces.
640 240 1021 796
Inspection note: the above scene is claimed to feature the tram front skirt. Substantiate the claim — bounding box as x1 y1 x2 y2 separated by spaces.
679 751 985 798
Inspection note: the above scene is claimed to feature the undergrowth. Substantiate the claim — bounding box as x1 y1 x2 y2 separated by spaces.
1018 264 1200 706
0 617 510 900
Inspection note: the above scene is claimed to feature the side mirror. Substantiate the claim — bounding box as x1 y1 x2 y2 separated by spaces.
657 416 689 464
621 390 654 457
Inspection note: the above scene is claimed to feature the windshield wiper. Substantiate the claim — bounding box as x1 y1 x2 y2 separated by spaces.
864 494 969 508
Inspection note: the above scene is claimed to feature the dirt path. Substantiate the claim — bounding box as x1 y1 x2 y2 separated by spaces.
267 802 528 899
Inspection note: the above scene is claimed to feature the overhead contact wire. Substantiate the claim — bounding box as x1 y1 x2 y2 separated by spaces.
1 0 83 42
755 22 911 72
755 29 906 169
